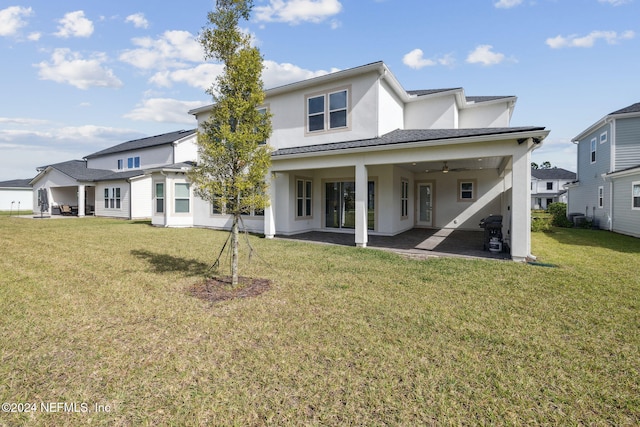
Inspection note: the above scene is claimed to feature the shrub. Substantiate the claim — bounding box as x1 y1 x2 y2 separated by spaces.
531 216 552 232
547 202 573 228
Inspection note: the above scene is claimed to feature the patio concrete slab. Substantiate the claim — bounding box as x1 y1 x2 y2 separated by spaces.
277 228 511 260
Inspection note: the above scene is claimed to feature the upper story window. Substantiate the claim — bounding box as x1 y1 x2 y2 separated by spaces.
546 182 553 191
127 156 141 169
257 107 268 145
600 131 607 144
117 159 124 170
306 86 350 134
590 138 597 163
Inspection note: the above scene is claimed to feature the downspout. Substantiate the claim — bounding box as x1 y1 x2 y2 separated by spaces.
606 117 615 231
160 171 168 227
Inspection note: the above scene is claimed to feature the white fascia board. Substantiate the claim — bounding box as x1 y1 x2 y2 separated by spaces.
603 166 640 180
272 129 550 161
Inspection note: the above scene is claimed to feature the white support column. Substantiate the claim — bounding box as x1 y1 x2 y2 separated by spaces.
355 162 368 248
264 171 276 239
77 184 85 217
510 148 532 261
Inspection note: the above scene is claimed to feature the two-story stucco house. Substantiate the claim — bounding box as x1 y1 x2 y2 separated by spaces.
566 102 640 237
30 129 196 218
531 168 576 210
151 61 548 261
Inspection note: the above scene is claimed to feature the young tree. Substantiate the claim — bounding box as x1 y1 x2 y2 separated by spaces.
189 0 272 287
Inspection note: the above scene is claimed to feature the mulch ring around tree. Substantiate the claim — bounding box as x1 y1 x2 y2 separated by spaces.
188 276 271 304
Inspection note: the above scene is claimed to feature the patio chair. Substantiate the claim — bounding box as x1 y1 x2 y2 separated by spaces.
60 205 73 216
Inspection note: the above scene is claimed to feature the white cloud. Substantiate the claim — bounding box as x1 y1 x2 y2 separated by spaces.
55 10 94 38
35 48 123 89
254 0 343 24
466 45 506 66
119 30 203 70
494 0 523 8
546 30 635 48
124 98 205 124
125 13 149 29
27 32 41 41
263 60 338 88
0 6 33 37
402 49 455 70
150 63 224 90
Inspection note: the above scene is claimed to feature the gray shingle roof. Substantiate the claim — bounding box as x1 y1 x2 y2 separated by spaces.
273 127 546 157
38 160 144 182
0 179 33 188
84 129 195 159
531 168 576 180
610 102 640 115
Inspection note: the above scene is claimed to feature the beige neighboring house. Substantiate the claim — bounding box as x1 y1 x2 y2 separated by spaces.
152 61 549 261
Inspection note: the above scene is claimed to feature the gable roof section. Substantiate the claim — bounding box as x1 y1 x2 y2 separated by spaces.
30 160 144 185
610 102 640 115
84 129 196 159
273 127 547 157
574 101 640 141
531 168 576 180
190 61 514 116
0 179 33 188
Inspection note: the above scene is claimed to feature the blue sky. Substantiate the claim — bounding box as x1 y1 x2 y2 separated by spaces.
1 0 638 181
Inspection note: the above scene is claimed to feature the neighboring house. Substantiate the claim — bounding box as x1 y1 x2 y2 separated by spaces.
531 168 576 210
566 102 640 237
0 179 33 211
30 130 196 218
151 61 548 261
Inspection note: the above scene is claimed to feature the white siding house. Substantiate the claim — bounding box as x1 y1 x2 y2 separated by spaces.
0 179 33 212
567 102 640 237
531 168 576 210
171 62 548 261
30 130 196 219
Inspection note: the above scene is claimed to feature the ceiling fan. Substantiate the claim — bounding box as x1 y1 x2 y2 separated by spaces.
424 161 468 174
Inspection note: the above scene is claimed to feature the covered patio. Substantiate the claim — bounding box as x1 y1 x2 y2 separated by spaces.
277 228 511 260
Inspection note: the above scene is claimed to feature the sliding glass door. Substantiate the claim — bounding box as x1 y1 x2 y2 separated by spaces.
325 181 374 230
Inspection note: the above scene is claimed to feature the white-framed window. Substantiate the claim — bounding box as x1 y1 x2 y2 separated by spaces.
211 191 264 217
633 182 640 210
546 182 553 190
458 179 476 202
174 183 190 213
127 156 141 169
296 178 312 218
600 131 607 144
155 182 164 213
305 86 350 134
598 186 604 209
590 138 597 163
401 179 409 218
104 187 121 209
257 106 268 145
117 159 124 170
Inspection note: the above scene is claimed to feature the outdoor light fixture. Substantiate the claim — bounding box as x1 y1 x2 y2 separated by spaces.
442 161 449 173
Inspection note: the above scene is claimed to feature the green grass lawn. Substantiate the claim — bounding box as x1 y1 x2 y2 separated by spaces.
0 217 638 425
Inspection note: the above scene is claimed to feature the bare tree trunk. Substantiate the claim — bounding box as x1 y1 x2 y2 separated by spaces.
231 213 239 287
